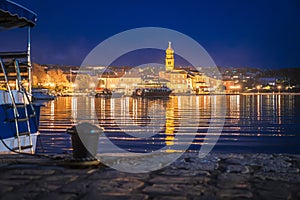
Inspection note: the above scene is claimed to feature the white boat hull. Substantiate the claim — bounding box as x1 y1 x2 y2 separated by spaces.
0 132 39 153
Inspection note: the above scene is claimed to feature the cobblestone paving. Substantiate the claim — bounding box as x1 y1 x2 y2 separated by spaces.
0 153 299 200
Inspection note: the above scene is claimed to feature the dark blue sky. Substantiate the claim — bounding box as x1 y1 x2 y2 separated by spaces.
1 0 300 68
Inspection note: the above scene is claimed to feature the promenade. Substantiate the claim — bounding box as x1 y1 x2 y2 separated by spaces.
0 153 299 199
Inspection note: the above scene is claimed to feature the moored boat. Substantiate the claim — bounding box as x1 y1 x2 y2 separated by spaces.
132 84 172 98
0 0 41 153
32 88 56 100
95 88 112 98
111 88 125 98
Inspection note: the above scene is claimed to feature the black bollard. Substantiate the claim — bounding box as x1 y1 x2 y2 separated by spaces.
66 122 103 161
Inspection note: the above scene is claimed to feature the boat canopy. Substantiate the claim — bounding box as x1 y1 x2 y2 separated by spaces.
0 0 37 30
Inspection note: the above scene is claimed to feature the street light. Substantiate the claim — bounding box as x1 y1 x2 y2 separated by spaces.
90 83 95 88
90 83 95 92
236 85 241 93
256 85 261 93
72 83 77 92
277 85 282 93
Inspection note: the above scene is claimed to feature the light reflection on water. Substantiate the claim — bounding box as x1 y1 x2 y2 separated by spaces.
36 95 300 154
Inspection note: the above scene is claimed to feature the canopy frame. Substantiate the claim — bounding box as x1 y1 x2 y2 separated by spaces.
0 0 37 93
0 0 37 30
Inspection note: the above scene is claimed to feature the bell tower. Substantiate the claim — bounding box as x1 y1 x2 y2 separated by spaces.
165 41 174 71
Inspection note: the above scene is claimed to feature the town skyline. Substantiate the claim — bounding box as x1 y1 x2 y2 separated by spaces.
31 42 300 96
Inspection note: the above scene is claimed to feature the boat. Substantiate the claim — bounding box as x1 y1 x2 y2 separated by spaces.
0 0 41 153
111 88 125 98
32 88 56 100
132 84 172 98
95 88 112 98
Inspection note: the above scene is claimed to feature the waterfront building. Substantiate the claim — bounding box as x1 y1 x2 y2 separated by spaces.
97 70 120 89
160 42 222 94
97 71 142 95
187 71 210 94
118 72 142 95
258 77 276 86
159 69 189 94
159 42 190 93
223 80 241 93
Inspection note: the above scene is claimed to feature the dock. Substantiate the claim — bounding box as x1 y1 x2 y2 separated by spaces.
0 152 299 199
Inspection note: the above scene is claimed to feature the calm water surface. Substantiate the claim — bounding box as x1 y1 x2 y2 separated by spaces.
36 95 300 154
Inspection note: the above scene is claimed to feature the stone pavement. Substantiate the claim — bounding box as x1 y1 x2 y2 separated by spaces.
0 153 299 200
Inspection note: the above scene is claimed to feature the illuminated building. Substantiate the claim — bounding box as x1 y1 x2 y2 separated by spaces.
165 41 174 71
159 42 190 93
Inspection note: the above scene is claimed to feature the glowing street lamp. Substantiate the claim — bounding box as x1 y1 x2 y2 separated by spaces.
256 85 261 93
90 83 95 88
277 85 282 93
236 85 241 93
89 83 96 92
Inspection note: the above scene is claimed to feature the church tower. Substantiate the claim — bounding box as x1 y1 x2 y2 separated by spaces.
165 41 174 71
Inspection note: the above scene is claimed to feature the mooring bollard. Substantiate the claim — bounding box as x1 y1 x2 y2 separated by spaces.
66 122 103 161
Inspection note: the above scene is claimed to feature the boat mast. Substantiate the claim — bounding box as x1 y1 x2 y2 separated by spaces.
27 27 32 94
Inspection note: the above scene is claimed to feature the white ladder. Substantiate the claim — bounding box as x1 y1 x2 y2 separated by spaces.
0 58 34 153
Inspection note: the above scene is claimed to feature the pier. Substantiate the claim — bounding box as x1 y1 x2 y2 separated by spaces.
0 153 299 199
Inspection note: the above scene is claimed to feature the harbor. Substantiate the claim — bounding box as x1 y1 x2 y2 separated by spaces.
36 95 300 155
1 0 300 199
0 93 299 198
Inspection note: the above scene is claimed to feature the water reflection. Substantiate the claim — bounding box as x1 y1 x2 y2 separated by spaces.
257 94 261 121
50 100 55 129
165 98 175 146
71 97 77 120
225 94 299 139
37 94 300 154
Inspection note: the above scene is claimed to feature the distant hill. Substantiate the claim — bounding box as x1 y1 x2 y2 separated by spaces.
261 68 300 85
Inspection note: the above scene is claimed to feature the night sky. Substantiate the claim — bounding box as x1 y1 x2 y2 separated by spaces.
1 0 300 69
